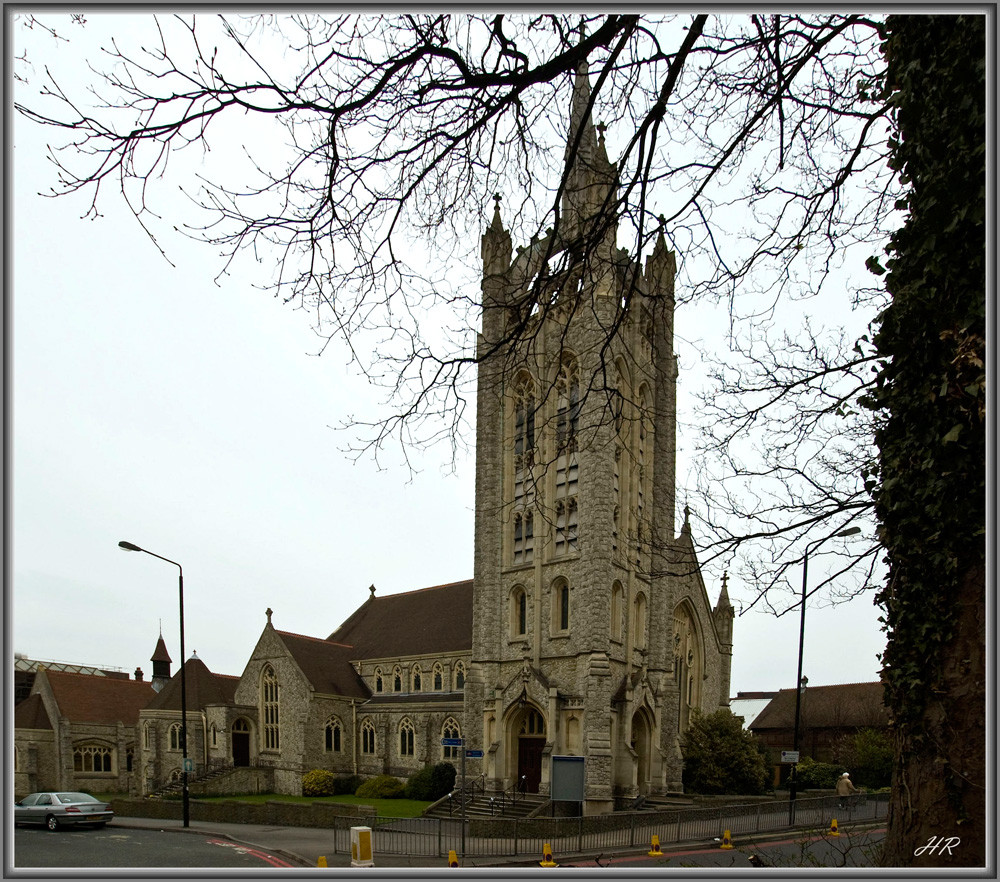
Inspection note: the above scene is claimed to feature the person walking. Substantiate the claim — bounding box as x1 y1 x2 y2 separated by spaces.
835 772 858 808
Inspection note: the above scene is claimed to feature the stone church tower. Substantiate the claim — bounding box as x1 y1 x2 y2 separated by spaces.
465 62 734 815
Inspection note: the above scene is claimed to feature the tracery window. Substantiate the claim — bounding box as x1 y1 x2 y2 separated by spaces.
325 717 343 753
73 744 112 773
433 663 444 691
454 662 466 690
168 722 182 751
511 372 537 565
261 664 280 751
393 666 403 692
361 720 376 755
374 667 384 693
519 709 546 736
411 665 422 692
442 718 462 759
399 719 415 757
513 510 534 564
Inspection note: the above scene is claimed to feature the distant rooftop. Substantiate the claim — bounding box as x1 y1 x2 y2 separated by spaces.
14 656 126 677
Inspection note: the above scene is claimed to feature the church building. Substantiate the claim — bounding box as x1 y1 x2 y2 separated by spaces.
17 64 734 813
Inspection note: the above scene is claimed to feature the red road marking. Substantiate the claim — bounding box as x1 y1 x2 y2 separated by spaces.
207 837 295 868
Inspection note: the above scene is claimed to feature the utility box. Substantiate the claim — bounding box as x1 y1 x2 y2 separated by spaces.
350 826 374 867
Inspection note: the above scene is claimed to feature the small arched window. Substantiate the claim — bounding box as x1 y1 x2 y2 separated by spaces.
143 722 152 750
433 663 444 691
412 665 422 692
611 582 624 642
633 593 648 649
454 662 466 690
168 723 182 751
552 579 571 632
511 585 528 638
374 667 384 693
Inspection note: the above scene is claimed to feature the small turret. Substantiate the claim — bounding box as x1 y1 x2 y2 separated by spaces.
150 630 172 694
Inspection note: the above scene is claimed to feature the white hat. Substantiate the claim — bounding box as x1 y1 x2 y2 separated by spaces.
841 772 850 777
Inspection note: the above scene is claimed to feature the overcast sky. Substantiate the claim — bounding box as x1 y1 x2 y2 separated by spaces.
9 13 887 697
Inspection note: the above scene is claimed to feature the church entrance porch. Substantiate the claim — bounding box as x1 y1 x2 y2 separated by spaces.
506 705 547 794
631 708 653 795
232 719 250 767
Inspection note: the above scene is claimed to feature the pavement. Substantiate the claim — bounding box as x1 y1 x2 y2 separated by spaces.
111 815 743 869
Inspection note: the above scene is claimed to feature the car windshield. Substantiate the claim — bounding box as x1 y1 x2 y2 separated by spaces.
18 794 41 805
57 793 99 804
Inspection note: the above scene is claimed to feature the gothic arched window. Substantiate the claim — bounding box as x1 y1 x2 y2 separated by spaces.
168 723 182 751
325 717 342 753
411 664 422 692
454 661 466 690
633 592 648 649
261 664 280 751
511 585 528 638
552 578 571 633
442 718 462 759
374 667 384 693
361 720 376 754
393 666 403 692
433 663 444 691
399 718 415 757
611 582 624 642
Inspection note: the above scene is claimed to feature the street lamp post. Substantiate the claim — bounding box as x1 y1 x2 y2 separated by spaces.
787 526 861 825
118 540 190 828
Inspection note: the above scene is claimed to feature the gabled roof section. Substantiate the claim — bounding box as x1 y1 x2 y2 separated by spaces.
146 657 239 712
14 693 52 730
275 631 370 700
43 670 155 725
327 580 474 660
749 682 888 731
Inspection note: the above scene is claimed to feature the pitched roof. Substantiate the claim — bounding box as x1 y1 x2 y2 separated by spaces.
146 657 240 712
151 635 172 663
327 580 474 659
14 693 52 730
275 631 370 699
43 670 156 725
749 682 888 731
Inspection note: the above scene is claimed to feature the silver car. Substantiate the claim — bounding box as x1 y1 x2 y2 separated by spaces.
14 792 114 830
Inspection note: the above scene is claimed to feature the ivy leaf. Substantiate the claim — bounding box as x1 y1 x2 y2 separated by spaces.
941 424 963 444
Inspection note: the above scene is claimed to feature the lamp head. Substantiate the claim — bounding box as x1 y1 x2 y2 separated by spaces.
118 540 143 552
835 527 862 538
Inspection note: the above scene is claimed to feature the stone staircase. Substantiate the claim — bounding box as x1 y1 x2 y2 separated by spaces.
146 764 236 799
424 791 548 819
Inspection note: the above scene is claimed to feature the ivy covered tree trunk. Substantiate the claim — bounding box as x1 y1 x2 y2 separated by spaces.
868 15 986 867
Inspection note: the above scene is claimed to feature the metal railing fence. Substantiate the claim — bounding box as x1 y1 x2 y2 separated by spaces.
326 792 888 858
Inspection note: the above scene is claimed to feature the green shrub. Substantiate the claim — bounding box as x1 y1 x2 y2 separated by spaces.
680 709 770 795
355 774 405 799
793 757 842 790
835 728 893 789
405 763 456 800
334 774 364 796
302 769 338 797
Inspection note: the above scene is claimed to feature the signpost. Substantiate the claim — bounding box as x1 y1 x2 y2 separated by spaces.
443 737 466 856
465 749 484 759
780 750 800 764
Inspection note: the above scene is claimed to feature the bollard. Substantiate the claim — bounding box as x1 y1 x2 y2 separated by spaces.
648 834 663 856
540 843 558 867
720 829 733 849
317 856 328 868
350 825 375 868
829 818 840 837
448 850 459 868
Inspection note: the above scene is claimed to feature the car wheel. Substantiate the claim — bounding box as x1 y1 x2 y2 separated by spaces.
45 815 59 831
92 822 106 829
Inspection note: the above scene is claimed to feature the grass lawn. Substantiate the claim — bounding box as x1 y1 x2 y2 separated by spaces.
187 793 433 818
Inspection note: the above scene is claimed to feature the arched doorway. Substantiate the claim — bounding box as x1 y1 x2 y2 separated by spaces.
232 719 251 767
631 709 653 794
509 706 546 793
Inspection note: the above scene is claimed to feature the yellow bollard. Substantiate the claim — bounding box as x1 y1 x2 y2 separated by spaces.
317 856 328 868
829 818 840 837
448 850 459 868
720 829 733 849
648 834 663 856
540 843 558 867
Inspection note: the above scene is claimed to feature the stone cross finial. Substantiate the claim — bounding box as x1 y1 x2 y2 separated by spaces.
369 584 376 597
265 608 273 625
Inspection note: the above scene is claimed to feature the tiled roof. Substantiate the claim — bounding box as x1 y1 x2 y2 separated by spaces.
43 670 156 725
151 635 172 663
146 657 240 711
276 631 370 699
327 580 474 659
749 682 888 730
14 694 52 730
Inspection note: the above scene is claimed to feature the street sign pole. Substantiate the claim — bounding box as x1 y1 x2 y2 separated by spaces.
461 743 467 858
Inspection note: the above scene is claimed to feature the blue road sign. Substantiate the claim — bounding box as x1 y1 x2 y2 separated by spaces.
441 737 463 747
465 749 484 758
